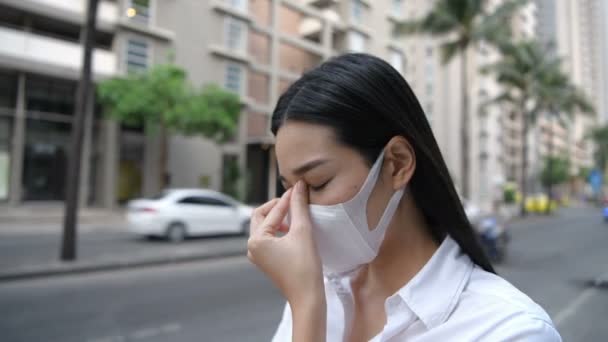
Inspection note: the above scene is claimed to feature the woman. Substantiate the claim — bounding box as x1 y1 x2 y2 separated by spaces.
247 54 560 341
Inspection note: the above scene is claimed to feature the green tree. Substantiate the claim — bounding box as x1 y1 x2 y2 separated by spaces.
540 156 569 189
482 40 560 214
393 0 525 198
534 68 593 212
589 125 608 173
97 64 241 189
578 167 591 181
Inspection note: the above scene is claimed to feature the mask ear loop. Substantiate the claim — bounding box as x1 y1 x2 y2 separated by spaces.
340 150 387 234
367 187 405 250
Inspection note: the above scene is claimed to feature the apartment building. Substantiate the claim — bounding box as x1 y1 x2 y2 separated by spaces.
0 0 257 208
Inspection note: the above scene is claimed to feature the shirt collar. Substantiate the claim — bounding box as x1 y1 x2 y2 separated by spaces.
396 235 474 329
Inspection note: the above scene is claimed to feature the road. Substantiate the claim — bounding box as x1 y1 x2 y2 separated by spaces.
0 206 606 341
496 207 608 341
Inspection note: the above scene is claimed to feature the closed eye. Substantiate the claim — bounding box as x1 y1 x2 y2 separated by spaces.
311 179 332 192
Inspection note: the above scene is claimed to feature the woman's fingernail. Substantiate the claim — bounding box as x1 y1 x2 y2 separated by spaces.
295 181 302 194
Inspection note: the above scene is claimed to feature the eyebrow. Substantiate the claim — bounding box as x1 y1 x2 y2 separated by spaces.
279 159 329 184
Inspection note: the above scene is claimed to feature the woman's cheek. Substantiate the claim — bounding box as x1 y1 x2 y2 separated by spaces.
312 180 361 206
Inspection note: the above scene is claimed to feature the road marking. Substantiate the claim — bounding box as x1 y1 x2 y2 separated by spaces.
87 322 182 342
87 336 125 342
553 287 597 327
554 270 608 328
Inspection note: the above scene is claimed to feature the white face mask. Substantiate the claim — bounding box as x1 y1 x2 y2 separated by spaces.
289 150 405 277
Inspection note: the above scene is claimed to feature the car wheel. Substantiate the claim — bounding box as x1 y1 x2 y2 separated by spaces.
166 222 187 243
241 219 251 236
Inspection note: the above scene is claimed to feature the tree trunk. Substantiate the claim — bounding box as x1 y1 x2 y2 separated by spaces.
61 0 98 261
460 46 471 198
520 105 529 217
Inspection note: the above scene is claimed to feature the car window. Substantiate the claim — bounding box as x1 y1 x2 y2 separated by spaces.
178 196 232 207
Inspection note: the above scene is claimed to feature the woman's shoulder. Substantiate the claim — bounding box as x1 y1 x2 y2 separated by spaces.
446 265 560 340
463 265 550 320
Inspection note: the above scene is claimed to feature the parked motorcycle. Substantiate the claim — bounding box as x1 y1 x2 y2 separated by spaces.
463 200 510 263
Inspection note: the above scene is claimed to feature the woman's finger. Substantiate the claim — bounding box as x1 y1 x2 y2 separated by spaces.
261 189 292 234
253 198 279 219
250 198 279 236
289 181 311 231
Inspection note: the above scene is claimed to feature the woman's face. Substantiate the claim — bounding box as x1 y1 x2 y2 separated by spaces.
275 120 402 228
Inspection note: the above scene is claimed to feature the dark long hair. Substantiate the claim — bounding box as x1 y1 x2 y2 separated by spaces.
271 53 495 274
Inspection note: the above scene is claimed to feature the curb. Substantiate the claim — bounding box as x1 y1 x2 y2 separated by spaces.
0 248 247 283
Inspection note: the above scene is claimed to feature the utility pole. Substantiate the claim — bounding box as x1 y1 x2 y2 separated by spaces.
61 0 99 261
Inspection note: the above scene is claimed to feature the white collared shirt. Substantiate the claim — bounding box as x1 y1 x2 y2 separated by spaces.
271 236 561 341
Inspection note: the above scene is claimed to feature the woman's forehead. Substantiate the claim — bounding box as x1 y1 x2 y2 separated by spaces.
276 122 336 156
275 121 356 172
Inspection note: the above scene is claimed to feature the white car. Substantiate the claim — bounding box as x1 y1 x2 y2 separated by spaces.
126 189 254 242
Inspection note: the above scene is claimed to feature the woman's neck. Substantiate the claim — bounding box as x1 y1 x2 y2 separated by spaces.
354 199 439 298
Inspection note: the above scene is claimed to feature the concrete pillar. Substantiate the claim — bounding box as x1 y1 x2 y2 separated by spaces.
268 147 277 198
322 17 333 59
238 108 248 200
269 0 281 107
266 0 281 200
79 88 95 207
100 120 118 208
9 73 26 206
142 124 161 197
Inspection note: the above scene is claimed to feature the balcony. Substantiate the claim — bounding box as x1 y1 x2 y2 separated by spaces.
4 0 118 28
0 26 117 78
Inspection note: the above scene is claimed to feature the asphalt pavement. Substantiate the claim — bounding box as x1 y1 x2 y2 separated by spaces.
0 206 606 341
0 228 247 279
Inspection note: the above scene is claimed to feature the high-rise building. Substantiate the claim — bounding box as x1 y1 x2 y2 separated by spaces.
534 0 603 179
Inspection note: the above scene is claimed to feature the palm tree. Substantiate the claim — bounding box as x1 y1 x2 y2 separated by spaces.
589 125 608 175
482 40 558 215
483 40 593 215
534 68 594 213
393 0 526 198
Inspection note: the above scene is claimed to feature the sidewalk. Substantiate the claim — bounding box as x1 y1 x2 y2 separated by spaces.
0 231 248 282
0 235 248 282
0 204 248 282
0 203 125 228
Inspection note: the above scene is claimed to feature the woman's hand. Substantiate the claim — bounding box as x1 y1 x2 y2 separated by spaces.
247 181 324 307
248 181 326 341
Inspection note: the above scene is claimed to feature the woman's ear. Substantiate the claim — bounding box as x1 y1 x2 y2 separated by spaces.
384 136 416 190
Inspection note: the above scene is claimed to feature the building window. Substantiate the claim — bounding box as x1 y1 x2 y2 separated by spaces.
225 63 244 94
425 62 433 80
351 0 364 24
126 38 149 74
226 0 247 12
426 83 433 96
426 46 433 57
389 49 404 73
392 0 403 17
224 17 247 53
348 31 366 52
126 0 151 24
